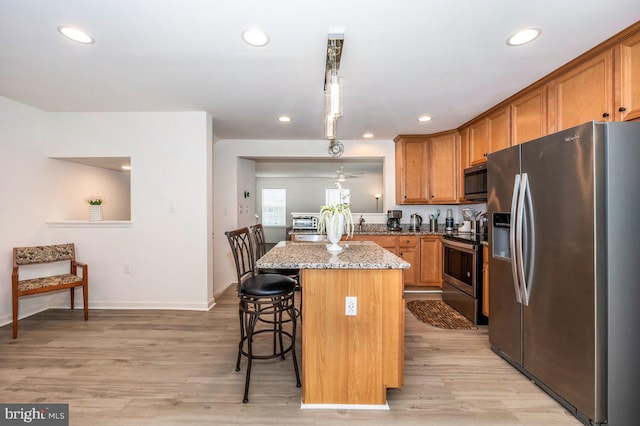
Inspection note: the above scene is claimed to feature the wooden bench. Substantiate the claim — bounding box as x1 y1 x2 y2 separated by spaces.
11 243 88 339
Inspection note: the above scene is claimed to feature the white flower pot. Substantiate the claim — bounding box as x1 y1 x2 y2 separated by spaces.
89 205 103 221
326 214 344 252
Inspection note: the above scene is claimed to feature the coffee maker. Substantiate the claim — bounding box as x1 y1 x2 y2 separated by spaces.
387 210 402 231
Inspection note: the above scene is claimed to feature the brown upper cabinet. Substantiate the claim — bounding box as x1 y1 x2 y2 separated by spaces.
395 22 640 201
454 21 640 162
467 106 511 165
549 50 614 132
394 131 458 205
468 118 489 165
616 31 640 122
511 86 547 145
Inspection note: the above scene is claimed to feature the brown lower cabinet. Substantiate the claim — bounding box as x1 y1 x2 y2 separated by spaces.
419 236 442 288
347 234 443 288
398 236 419 286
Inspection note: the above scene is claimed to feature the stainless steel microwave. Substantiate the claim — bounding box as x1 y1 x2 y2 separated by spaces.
463 163 488 201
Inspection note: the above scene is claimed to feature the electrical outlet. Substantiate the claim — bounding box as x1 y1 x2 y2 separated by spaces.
345 296 357 316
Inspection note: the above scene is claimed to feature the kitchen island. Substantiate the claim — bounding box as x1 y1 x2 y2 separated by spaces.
256 241 409 408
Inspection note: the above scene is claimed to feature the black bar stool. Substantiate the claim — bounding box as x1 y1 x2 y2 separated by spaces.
225 227 301 403
250 223 301 317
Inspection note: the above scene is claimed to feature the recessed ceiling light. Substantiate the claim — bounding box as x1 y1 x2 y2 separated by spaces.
242 28 269 47
121 165 131 171
362 133 374 138
57 25 95 44
278 116 292 122
417 115 433 122
506 28 541 46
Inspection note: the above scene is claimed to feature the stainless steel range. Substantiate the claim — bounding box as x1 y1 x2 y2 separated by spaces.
442 232 487 325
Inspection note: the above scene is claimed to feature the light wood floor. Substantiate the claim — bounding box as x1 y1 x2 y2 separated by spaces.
0 288 580 425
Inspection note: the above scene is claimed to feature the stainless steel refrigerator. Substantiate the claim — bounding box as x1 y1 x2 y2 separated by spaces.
487 121 640 426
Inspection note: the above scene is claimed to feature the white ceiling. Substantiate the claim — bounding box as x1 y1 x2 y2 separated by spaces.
1 1 639 141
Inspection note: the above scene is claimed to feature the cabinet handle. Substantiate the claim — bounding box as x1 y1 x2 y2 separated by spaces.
619 107 627 112
602 112 610 118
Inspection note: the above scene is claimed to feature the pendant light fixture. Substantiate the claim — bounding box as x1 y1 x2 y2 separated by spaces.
324 34 344 157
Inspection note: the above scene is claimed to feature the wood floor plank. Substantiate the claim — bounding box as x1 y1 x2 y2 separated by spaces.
0 289 580 425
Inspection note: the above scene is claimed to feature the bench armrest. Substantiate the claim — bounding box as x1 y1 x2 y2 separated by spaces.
72 261 88 279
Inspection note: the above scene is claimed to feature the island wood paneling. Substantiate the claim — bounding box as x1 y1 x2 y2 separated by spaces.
301 269 403 405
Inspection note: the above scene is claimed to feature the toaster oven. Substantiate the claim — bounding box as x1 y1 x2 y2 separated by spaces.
292 216 318 230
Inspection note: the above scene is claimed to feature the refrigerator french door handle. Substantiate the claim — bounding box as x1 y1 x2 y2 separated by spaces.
516 173 528 306
520 174 535 306
509 174 522 304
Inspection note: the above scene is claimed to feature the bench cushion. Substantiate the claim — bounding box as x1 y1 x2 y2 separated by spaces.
14 244 75 265
18 274 83 292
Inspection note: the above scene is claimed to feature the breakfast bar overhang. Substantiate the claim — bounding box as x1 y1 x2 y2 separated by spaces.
256 241 409 408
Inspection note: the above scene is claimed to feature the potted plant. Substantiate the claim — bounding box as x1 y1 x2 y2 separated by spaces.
85 195 105 221
317 188 354 252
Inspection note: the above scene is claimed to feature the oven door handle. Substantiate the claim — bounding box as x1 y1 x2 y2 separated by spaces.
442 239 478 252
510 173 523 304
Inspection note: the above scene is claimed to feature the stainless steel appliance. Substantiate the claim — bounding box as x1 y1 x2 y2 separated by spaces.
409 213 422 230
442 233 487 325
487 121 640 426
291 214 318 230
387 210 402 231
463 163 487 201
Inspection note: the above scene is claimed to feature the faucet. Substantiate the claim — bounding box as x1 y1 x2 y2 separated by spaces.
358 215 365 232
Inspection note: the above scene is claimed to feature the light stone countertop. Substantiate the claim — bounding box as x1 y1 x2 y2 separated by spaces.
256 240 410 270
289 223 445 236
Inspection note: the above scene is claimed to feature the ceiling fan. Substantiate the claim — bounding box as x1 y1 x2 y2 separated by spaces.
335 166 363 182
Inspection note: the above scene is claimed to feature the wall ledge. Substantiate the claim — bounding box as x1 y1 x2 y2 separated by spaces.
46 220 133 228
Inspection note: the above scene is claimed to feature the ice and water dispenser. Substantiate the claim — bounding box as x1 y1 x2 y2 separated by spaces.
492 212 511 261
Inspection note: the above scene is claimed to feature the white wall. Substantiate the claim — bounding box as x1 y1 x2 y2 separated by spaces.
0 97 214 327
237 158 257 228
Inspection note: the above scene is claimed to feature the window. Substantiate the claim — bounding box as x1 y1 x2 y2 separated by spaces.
262 188 286 226
325 188 350 206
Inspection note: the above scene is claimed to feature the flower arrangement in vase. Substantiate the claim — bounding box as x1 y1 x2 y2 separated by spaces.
85 195 105 221
317 184 354 252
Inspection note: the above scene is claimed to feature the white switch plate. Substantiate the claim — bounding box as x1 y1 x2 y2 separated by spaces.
124 263 131 274
345 296 357 316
